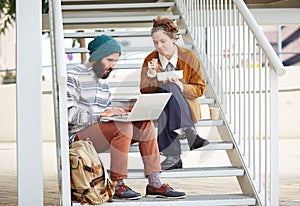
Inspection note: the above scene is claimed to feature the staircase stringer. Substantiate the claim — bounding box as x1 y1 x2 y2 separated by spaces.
199 60 262 206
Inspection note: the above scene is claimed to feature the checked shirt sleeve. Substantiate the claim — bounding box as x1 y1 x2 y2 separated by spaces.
67 72 93 126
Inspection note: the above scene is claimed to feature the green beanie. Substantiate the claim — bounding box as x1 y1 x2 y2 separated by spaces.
88 35 121 61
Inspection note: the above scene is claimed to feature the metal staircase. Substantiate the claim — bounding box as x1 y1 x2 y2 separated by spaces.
46 0 285 205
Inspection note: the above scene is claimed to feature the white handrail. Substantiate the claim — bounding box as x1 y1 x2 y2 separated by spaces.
233 0 285 76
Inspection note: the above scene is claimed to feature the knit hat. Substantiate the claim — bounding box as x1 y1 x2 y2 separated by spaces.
88 35 121 61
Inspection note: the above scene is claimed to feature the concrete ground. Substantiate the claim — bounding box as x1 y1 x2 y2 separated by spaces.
0 138 299 206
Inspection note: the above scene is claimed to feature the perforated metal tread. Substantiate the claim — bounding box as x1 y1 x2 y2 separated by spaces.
72 194 256 206
195 119 224 127
65 44 192 53
62 2 175 10
123 166 244 179
62 15 180 24
125 141 232 152
64 29 187 38
111 97 215 106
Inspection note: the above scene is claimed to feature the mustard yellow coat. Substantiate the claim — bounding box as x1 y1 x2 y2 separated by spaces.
140 46 206 123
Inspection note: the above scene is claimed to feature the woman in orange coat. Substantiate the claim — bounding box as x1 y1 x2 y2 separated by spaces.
140 16 209 170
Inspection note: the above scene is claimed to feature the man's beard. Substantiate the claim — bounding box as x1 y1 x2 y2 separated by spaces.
92 61 112 79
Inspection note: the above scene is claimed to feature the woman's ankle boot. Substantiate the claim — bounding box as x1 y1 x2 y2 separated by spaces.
160 155 183 170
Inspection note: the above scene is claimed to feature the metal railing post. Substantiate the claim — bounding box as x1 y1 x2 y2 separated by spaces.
269 69 279 206
48 0 71 205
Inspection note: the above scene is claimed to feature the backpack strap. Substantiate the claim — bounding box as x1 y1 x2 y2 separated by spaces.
83 165 93 173
83 164 102 176
90 175 105 187
106 179 117 202
80 189 89 205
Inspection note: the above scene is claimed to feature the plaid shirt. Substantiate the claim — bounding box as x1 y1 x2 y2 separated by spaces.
67 62 111 141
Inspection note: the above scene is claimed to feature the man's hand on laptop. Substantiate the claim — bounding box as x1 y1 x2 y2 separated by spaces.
100 107 129 117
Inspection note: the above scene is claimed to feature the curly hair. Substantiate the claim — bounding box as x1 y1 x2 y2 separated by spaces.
151 16 179 39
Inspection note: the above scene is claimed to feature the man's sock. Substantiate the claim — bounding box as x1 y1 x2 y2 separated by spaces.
148 172 163 188
115 179 124 189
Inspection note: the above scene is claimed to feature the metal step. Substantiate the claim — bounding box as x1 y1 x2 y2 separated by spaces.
62 15 180 24
195 119 224 127
62 0 160 3
62 2 175 11
72 194 256 206
198 98 215 105
109 90 218 100
114 63 142 70
66 62 144 70
63 29 187 38
111 96 215 106
124 166 244 179
65 44 193 53
43 14 180 30
108 81 139 87
126 141 233 153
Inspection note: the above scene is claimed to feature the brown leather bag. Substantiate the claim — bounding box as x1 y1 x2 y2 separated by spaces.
69 140 117 205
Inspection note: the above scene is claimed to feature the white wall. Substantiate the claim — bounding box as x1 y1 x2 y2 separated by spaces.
278 66 300 138
0 22 15 70
0 81 55 142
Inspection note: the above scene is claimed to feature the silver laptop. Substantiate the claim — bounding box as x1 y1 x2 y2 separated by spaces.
101 93 171 122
